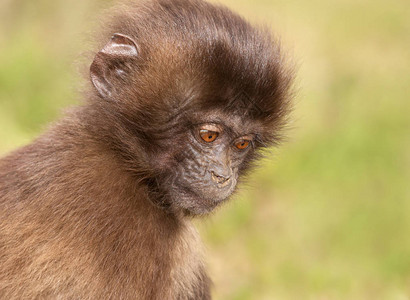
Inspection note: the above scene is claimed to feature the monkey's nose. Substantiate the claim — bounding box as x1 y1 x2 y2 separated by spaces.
211 171 231 185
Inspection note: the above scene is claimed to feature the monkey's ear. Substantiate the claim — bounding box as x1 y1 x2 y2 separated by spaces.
90 33 139 99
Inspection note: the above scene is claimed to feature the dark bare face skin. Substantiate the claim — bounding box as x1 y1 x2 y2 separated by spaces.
168 118 254 214
142 106 265 215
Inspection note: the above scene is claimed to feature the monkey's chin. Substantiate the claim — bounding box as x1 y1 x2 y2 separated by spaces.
171 186 233 216
182 202 221 217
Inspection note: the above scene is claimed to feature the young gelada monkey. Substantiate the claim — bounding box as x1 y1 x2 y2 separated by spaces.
0 0 293 299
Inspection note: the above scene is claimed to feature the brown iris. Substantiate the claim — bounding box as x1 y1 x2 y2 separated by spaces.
200 129 219 143
235 139 250 150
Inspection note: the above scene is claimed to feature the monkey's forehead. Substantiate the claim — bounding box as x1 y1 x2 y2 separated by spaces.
187 108 264 135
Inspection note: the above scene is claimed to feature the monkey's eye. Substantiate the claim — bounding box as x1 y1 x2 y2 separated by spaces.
200 130 219 143
235 139 251 150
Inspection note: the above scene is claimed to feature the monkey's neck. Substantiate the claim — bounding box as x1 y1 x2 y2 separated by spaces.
68 103 182 215
52 107 184 221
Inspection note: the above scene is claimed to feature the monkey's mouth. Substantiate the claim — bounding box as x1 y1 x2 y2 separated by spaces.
211 172 231 188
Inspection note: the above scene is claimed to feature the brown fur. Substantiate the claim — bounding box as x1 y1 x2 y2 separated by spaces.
0 113 210 299
0 0 293 298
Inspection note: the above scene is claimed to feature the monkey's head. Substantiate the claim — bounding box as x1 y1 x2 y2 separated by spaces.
88 0 293 215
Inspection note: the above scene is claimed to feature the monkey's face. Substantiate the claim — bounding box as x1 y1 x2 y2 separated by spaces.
163 117 256 215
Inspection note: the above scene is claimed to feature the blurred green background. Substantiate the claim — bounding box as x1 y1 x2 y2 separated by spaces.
1 0 409 299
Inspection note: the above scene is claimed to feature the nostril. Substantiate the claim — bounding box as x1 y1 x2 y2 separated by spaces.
211 171 230 184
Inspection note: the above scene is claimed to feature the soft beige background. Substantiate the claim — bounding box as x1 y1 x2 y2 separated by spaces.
1 0 409 299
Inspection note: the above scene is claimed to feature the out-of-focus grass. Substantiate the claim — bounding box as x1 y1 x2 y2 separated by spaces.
1 0 409 299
